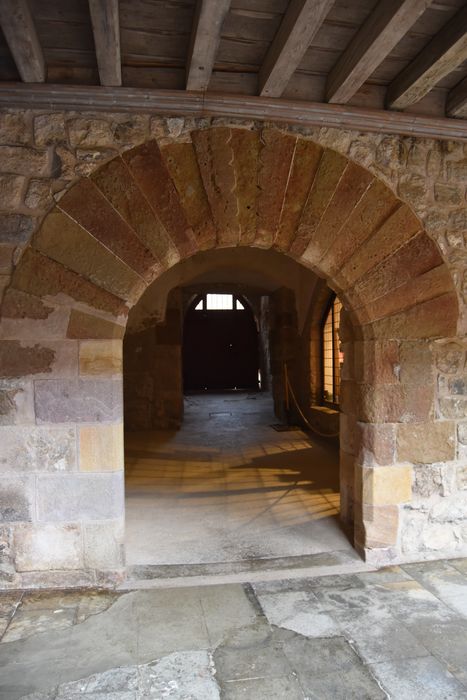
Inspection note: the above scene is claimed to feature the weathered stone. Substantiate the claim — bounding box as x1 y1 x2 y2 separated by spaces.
0 112 30 145
457 465 467 490
122 140 196 257
446 158 467 181
34 378 123 423
0 425 77 473
0 244 15 275
111 115 149 146
368 293 458 340
68 117 115 148
54 145 77 179
398 173 428 205
429 493 467 522
354 340 400 384
14 523 83 571
341 204 421 287
0 379 35 425
292 149 347 259
434 341 465 374
79 423 123 472
448 209 467 232
36 472 124 521
362 504 399 548
358 383 433 423
12 248 129 316
357 422 396 466
0 174 25 208
439 397 467 419
67 309 125 340
306 160 374 265
0 145 50 176
34 113 66 146
83 518 124 569
0 302 69 343
58 179 158 279
0 340 76 379
24 179 53 209
362 465 412 505
79 340 122 375
397 421 456 463
274 139 322 252
0 476 34 521
375 136 405 171
230 128 260 245
74 148 119 177
257 129 297 248
413 464 443 498
34 208 143 302
399 341 433 385
0 213 35 244
321 178 397 278
457 423 467 445
434 183 462 206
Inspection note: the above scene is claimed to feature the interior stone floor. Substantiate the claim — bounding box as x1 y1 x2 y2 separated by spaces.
1 558 467 699
124 392 351 571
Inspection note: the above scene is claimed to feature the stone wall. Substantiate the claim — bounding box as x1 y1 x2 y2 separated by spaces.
0 110 466 586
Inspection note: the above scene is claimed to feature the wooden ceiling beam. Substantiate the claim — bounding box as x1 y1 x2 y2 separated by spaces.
447 76 467 118
88 0 121 87
326 0 431 104
1 83 467 142
0 0 45 83
387 5 467 110
186 0 231 92
259 0 335 98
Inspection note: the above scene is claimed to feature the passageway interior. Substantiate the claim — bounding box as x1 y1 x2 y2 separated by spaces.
125 392 351 567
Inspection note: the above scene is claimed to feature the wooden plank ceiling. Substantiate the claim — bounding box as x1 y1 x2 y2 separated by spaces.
0 0 466 120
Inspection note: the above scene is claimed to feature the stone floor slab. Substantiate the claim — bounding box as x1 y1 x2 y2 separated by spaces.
370 656 467 699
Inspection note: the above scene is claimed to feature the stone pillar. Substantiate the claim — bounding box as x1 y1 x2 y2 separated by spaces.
269 288 299 420
124 290 183 430
0 292 125 589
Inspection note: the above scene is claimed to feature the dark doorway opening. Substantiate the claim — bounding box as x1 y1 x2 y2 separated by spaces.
183 293 259 391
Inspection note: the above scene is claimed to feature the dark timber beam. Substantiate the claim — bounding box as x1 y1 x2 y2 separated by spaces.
186 0 231 91
1 83 467 142
326 0 431 104
259 0 335 98
387 4 467 110
447 76 467 118
88 0 121 87
0 0 45 83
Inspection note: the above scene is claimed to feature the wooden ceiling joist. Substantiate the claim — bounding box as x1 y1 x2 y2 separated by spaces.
387 4 467 110
326 0 432 105
447 75 467 119
88 0 121 87
186 0 231 92
0 0 45 83
258 0 335 99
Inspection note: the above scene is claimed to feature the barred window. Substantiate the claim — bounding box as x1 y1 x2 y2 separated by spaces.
322 297 342 405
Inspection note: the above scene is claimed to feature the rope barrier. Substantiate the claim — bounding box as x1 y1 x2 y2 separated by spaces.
284 363 340 439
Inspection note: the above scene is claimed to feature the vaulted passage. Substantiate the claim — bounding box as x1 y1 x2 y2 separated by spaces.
0 125 460 588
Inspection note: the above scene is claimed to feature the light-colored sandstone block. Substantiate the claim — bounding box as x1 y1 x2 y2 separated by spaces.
397 422 456 463
79 340 122 376
79 423 124 472
34 378 123 423
14 523 83 572
83 518 124 569
0 425 77 473
362 465 413 506
36 472 124 521
362 504 400 548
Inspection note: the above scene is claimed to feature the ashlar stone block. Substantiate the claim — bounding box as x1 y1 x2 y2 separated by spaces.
79 423 123 472
0 476 34 522
362 504 400 548
83 518 124 569
0 379 35 425
36 472 124 521
34 378 123 423
14 523 83 572
397 421 456 463
79 340 122 376
0 425 77 473
362 465 413 506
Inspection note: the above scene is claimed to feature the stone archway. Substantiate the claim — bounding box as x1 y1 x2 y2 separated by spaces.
0 126 459 587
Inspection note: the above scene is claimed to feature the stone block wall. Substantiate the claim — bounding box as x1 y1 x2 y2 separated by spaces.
0 110 467 585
